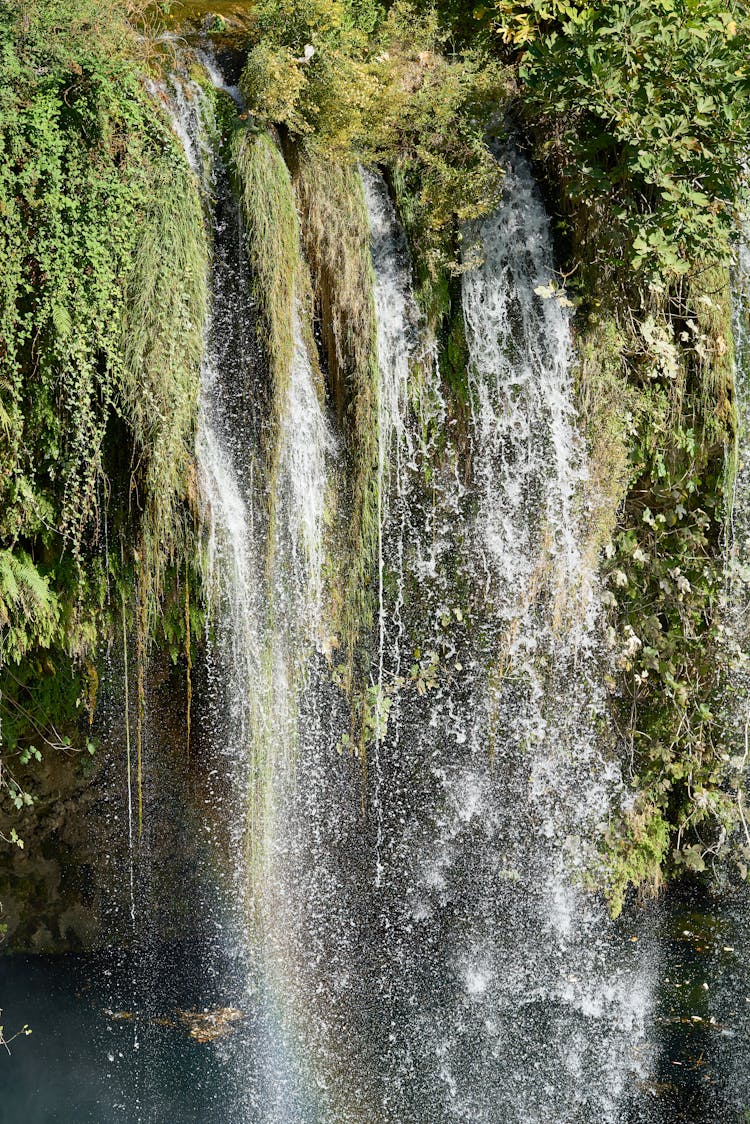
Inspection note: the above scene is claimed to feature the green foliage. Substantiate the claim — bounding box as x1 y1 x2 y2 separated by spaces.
241 0 509 287
375 4 507 286
241 42 312 137
233 130 299 453
485 0 750 284
1 0 206 606
0 0 208 824
599 797 669 918
0 0 207 613
592 268 739 900
574 315 637 563
0 551 59 664
241 0 386 155
544 109 740 904
120 153 207 599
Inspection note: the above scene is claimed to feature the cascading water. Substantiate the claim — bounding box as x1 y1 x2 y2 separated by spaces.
141 70 661 1122
6 12 750 1124
462 152 586 619
347 153 659 1123
362 168 421 879
160 62 335 1119
248 158 659 1123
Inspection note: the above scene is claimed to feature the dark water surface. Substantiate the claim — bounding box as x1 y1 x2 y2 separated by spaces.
0 946 247 1123
644 887 750 1124
3 887 750 1124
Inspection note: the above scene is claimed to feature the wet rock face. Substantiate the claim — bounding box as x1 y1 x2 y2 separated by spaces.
156 1 253 81
0 656 205 955
0 750 117 953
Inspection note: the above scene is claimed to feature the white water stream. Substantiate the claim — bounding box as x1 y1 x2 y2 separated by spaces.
164 67 335 1118
348 155 658 1123
463 152 586 618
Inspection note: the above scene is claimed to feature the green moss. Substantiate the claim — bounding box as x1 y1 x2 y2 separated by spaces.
233 130 299 455
574 315 638 563
292 150 380 685
687 262 737 451
121 153 208 604
599 799 670 919
232 127 329 599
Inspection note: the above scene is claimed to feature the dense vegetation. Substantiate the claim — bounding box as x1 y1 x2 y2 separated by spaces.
242 0 510 301
3 0 750 920
236 0 750 909
478 0 750 907
0 0 207 843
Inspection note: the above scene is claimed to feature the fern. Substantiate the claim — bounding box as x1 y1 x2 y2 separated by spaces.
51 303 73 339
0 550 60 662
0 553 21 623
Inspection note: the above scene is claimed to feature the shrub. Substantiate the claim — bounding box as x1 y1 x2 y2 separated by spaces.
484 0 750 284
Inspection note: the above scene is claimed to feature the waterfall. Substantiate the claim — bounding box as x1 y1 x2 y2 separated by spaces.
275 302 333 639
162 64 334 1118
347 158 658 1122
233 159 660 1123
160 73 657 1120
164 67 333 893
362 168 417 497
361 168 421 879
459 150 614 896
462 151 586 618
8 10 750 1123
